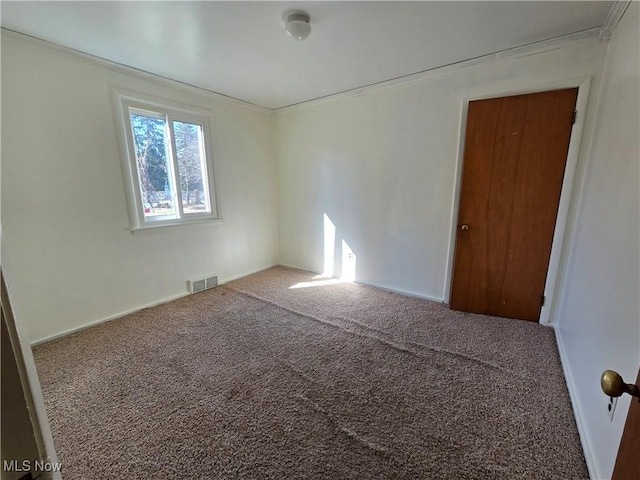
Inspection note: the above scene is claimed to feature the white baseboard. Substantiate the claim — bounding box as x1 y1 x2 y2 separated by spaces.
31 263 280 346
218 263 279 285
555 327 597 479
355 279 444 303
276 263 444 303
30 291 189 346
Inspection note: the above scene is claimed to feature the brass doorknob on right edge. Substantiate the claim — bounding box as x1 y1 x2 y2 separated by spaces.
461 224 469 231
601 370 640 399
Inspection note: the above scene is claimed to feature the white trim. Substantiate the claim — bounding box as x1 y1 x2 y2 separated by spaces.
600 1 632 41
355 279 444 304
278 263 445 303
540 79 592 325
2 25 602 115
2 274 61 479
31 263 280 346
218 263 280 285
443 77 593 327
111 88 221 231
443 100 469 304
111 89 140 229
555 327 598 479
130 217 224 234
277 262 317 272
115 88 217 118
30 291 190 346
0 28 271 114
275 29 601 114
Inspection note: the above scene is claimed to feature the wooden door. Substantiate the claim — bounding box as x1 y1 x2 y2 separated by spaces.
612 368 640 479
450 88 578 321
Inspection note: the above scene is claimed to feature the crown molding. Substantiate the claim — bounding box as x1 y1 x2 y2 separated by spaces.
275 28 601 114
599 1 631 41
2 24 604 116
0 28 272 115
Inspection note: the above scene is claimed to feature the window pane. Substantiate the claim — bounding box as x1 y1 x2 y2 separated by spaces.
130 113 176 219
173 121 211 214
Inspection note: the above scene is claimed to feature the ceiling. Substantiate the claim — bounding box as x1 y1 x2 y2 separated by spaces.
1 1 614 110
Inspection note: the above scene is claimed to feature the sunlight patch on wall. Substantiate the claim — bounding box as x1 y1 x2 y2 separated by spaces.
324 213 336 277
289 213 357 289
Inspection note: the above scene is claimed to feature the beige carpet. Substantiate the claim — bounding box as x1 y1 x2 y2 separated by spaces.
33 266 588 479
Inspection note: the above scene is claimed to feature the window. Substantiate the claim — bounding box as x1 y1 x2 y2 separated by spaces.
115 91 219 230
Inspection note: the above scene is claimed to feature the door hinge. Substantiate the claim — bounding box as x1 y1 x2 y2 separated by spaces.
541 295 546 306
571 110 577 125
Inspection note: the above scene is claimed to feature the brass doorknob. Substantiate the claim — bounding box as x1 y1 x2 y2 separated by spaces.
601 370 640 398
461 224 469 231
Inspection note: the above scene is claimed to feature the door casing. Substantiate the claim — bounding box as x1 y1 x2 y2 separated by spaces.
612 368 640 479
444 76 593 325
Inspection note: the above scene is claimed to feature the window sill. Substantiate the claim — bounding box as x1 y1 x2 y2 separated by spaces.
130 217 224 234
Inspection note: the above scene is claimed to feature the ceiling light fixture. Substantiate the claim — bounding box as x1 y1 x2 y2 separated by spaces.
284 12 311 41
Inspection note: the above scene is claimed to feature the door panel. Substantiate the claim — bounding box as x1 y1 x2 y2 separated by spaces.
450 88 578 321
612 368 640 479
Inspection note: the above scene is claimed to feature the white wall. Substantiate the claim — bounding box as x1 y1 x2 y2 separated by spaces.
1 34 279 343
3 17 637 477
555 4 640 479
276 39 606 301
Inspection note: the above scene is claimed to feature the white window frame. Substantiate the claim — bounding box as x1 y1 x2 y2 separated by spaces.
112 89 221 231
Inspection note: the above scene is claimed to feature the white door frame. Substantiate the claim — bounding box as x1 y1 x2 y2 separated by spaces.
443 76 593 325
